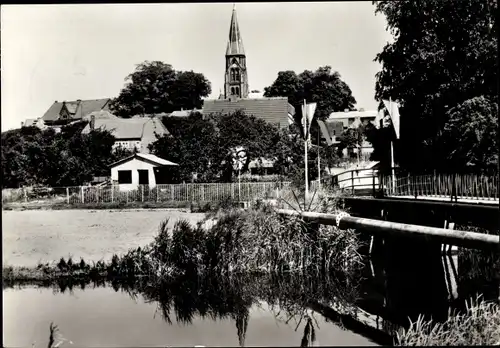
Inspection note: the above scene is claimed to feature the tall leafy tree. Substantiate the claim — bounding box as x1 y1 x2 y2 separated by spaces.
440 96 498 173
1 123 133 188
150 110 281 183
110 61 211 118
264 66 357 124
373 0 497 172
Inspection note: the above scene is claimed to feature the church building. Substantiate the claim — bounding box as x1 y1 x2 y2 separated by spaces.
202 5 295 129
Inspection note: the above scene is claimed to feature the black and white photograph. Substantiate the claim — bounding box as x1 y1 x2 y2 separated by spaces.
2 1 499 347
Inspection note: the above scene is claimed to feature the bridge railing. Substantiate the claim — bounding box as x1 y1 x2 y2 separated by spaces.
320 169 499 202
384 173 499 202
319 168 383 196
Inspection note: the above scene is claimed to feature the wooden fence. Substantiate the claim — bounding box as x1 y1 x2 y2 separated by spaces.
2 182 292 205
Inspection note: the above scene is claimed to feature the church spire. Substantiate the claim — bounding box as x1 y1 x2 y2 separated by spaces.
226 5 245 56
224 5 248 99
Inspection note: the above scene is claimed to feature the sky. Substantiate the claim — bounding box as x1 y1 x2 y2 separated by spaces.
1 2 393 131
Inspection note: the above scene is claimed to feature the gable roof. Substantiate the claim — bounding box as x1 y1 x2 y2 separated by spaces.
202 97 295 129
170 109 197 117
81 114 169 152
23 119 37 127
42 98 111 122
109 153 178 168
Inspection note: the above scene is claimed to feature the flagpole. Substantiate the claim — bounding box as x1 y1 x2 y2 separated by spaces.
317 127 321 192
304 99 309 203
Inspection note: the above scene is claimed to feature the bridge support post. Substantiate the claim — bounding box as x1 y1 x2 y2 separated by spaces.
383 235 449 325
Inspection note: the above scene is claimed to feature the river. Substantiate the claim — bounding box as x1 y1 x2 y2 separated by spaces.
4 248 498 347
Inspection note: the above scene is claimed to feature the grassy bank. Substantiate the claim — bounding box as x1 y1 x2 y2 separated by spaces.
3 197 363 282
395 296 500 346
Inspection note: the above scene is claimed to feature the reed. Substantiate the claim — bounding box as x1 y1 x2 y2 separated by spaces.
3 190 362 284
395 295 500 346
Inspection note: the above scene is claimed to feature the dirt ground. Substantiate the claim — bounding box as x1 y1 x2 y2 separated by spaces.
2 209 206 267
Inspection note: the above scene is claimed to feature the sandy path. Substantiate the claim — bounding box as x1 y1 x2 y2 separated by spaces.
2 209 206 267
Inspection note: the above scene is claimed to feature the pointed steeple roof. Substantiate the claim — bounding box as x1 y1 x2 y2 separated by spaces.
226 5 245 56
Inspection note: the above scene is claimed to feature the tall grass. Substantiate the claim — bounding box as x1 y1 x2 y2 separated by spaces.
395 295 500 346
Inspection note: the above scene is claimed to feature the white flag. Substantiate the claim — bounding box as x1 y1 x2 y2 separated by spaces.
382 99 401 139
306 103 317 130
301 102 317 138
301 103 307 137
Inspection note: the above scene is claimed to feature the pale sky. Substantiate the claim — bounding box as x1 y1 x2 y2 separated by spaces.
1 2 392 131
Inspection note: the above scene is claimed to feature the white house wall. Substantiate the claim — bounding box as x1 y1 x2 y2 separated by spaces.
111 158 158 191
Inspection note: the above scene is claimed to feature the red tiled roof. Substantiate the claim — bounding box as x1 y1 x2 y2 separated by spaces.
202 97 294 129
42 98 111 121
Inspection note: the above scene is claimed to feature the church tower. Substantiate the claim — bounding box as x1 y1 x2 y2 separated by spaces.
224 5 249 99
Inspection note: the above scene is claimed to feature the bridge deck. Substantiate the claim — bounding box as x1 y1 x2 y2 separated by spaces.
386 194 499 205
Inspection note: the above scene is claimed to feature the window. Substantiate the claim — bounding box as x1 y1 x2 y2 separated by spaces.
118 170 132 184
230 68 236 81
235 70 240 81
235 86 240 97
231 87 235 95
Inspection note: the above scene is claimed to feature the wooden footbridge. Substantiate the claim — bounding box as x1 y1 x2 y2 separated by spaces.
280 168 499 252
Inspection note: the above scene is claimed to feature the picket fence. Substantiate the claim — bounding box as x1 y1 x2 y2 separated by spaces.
2 182 292 205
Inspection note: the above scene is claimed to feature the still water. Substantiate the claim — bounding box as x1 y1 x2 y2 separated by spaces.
4 248 499 347
4 282 376 347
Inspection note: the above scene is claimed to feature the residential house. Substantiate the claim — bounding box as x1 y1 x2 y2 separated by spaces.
41 98 111 126
327 109 382 160
109 153 178 191
81 111 169 153
21 118 46 130
327 109 380 129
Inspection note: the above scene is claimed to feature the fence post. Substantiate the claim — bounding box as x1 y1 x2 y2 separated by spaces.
201 185 205 202
111 186 114 203
351 171 354 195
171 185 174 202
126 190 128 204
24 187 28 203
157 185 159 203
141 185 144 202
81 186 84 204
66 187 69 204
372 172 376 197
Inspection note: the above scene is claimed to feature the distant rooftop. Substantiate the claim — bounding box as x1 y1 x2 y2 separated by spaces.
329 109 378 119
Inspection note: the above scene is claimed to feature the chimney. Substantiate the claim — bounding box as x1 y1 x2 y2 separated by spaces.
21 122 24 128
90 115 95 130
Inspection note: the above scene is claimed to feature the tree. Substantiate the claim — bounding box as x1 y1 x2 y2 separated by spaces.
1 123 133 188
150 110 281 183
264 66 357 125
150 112 218 183
440 96 498 173
110 61 211 118
373 0 497 172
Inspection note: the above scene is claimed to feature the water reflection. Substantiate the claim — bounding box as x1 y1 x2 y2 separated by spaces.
4 248 498 347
